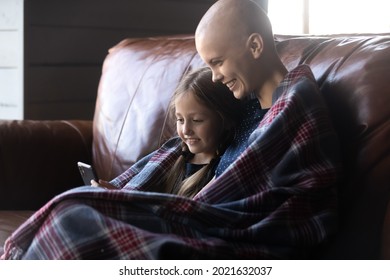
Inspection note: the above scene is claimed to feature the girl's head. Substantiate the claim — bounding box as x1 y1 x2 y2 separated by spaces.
163 67 241 198
172 67 242 163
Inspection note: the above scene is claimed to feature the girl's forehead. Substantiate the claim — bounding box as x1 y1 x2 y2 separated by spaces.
175 92 214 115
175 91 199 105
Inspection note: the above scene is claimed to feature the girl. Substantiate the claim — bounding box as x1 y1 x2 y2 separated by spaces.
163 66 242 197
93 67 242 198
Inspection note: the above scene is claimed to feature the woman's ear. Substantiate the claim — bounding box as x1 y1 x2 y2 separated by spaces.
247 33 263 59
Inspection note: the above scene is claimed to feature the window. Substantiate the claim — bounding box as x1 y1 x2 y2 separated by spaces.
268 0 390 35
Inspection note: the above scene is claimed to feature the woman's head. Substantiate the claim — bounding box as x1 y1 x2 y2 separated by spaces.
171 67 242 163
195 0 278 101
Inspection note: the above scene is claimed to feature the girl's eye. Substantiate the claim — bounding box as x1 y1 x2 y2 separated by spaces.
176 118 184 123
193 119 203 123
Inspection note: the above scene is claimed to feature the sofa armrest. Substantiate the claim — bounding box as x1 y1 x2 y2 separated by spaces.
0 120 93 210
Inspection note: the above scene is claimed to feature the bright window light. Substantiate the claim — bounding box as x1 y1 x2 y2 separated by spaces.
268 0 390 35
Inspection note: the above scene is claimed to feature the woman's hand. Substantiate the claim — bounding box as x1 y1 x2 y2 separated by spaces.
91 179 118 190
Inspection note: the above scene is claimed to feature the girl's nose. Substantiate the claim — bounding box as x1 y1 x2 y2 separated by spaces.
183 123 193 135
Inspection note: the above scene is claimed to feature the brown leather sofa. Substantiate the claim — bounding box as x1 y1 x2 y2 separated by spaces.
1 34 389 259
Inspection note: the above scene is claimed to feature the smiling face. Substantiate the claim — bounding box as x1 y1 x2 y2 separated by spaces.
195 0 270 101
196 34 260 100
175 91 224 164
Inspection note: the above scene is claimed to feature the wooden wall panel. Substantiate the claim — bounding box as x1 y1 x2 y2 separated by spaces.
24 0 217 120
26 67 101 102
27 0 213 33
23 0 267 120
25 66 101 120
27 26 134 64
25 102 96 120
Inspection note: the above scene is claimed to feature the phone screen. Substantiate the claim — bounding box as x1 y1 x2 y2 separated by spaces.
77 162 98 185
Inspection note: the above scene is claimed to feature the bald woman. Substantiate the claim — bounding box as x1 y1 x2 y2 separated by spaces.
195 0 287 109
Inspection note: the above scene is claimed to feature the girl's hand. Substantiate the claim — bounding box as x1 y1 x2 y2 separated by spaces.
91 179 118 190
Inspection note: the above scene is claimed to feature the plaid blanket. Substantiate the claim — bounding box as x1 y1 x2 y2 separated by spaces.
1 65 341 260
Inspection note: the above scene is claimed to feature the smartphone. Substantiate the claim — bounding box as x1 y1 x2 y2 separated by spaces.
77 162 98 186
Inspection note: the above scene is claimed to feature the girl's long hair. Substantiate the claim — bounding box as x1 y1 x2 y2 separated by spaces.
162 67 242 198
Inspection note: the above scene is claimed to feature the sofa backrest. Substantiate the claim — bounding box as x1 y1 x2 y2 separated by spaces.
92 34 390 259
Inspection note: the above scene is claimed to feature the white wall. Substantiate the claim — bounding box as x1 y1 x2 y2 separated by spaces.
0 0 23 120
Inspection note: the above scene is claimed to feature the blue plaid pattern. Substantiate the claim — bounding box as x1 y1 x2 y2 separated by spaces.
2 65 341 260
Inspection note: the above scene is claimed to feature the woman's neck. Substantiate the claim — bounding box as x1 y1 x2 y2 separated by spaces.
256 57 288 109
